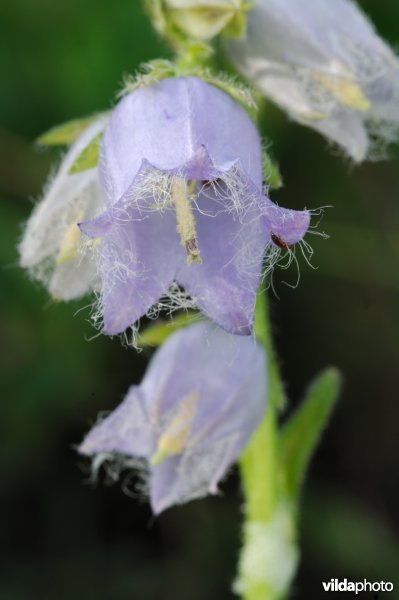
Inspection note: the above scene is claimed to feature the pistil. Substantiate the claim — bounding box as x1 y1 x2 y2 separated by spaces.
172 178 202 264
151 390 199 465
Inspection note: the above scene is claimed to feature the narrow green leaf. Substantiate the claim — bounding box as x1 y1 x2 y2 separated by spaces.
280 368 342 500
68 132 103 174
37 114 105 146
136 312 201 347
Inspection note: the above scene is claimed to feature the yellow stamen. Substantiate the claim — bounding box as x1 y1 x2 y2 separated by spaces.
296 108 327 122
171 178 202 265
56 221 81 265
313 67 371 112
150 390 199 465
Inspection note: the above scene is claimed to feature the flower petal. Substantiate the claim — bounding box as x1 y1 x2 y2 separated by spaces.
144 322 267 513
20 118 107 268
149 436 237 514
19 117 107 298
264 203 311 246
149 456 181 514
49 253 98 300
100 76 263 205
80 202 184 334
79 387 154 458
177 184 266 335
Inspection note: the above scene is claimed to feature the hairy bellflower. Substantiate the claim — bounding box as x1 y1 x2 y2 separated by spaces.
225 0 399 161
19 117 108 299
79 321 267 514
80 76 310 336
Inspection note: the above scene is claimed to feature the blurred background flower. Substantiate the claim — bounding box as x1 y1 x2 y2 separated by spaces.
1 0 399 598
225 0 399 162
19 116 107 300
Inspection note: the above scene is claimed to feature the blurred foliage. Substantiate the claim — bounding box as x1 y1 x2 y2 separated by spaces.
1 0 399 598
280 369 341 503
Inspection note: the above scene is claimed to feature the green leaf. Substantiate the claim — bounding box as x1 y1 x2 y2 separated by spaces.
136 312 201 347
68 132 103 174
262 148 282 189
37 114 106 146
279 368 342 501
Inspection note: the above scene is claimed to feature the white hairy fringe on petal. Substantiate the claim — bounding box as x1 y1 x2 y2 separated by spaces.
81 401 241 508
84 451 149 500
225 0 399 161
80 405 150 499
109 162 262 222
19 116 108 299
146 282 198 320
86 164 268 340
82 436 239 508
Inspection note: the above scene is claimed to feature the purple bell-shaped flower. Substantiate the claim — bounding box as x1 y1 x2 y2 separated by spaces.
79 321 267 514
80 77 310 335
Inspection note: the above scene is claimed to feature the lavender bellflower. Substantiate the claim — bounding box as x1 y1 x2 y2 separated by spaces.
19 117 108 299
225 0 399 161
80 76 310 336
79 321 267 514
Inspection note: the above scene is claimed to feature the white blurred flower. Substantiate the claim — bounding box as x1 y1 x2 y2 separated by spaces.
19 116 108 300
225 0 399 161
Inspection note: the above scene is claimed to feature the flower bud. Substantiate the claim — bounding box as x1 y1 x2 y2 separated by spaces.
164 0 246 40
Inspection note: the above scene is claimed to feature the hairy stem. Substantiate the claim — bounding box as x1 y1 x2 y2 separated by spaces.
240 292 282 522
236 291 297 600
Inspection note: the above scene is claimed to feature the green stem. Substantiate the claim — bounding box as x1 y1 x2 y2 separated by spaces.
236 291 296 600
240 293 282 524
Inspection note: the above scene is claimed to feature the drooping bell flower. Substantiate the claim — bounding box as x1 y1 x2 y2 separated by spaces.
225 0 399 161
19 116 107 299
80 76 310 336
79 321 267 514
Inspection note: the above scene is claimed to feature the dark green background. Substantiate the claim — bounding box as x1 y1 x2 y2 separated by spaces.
1 1 398 598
